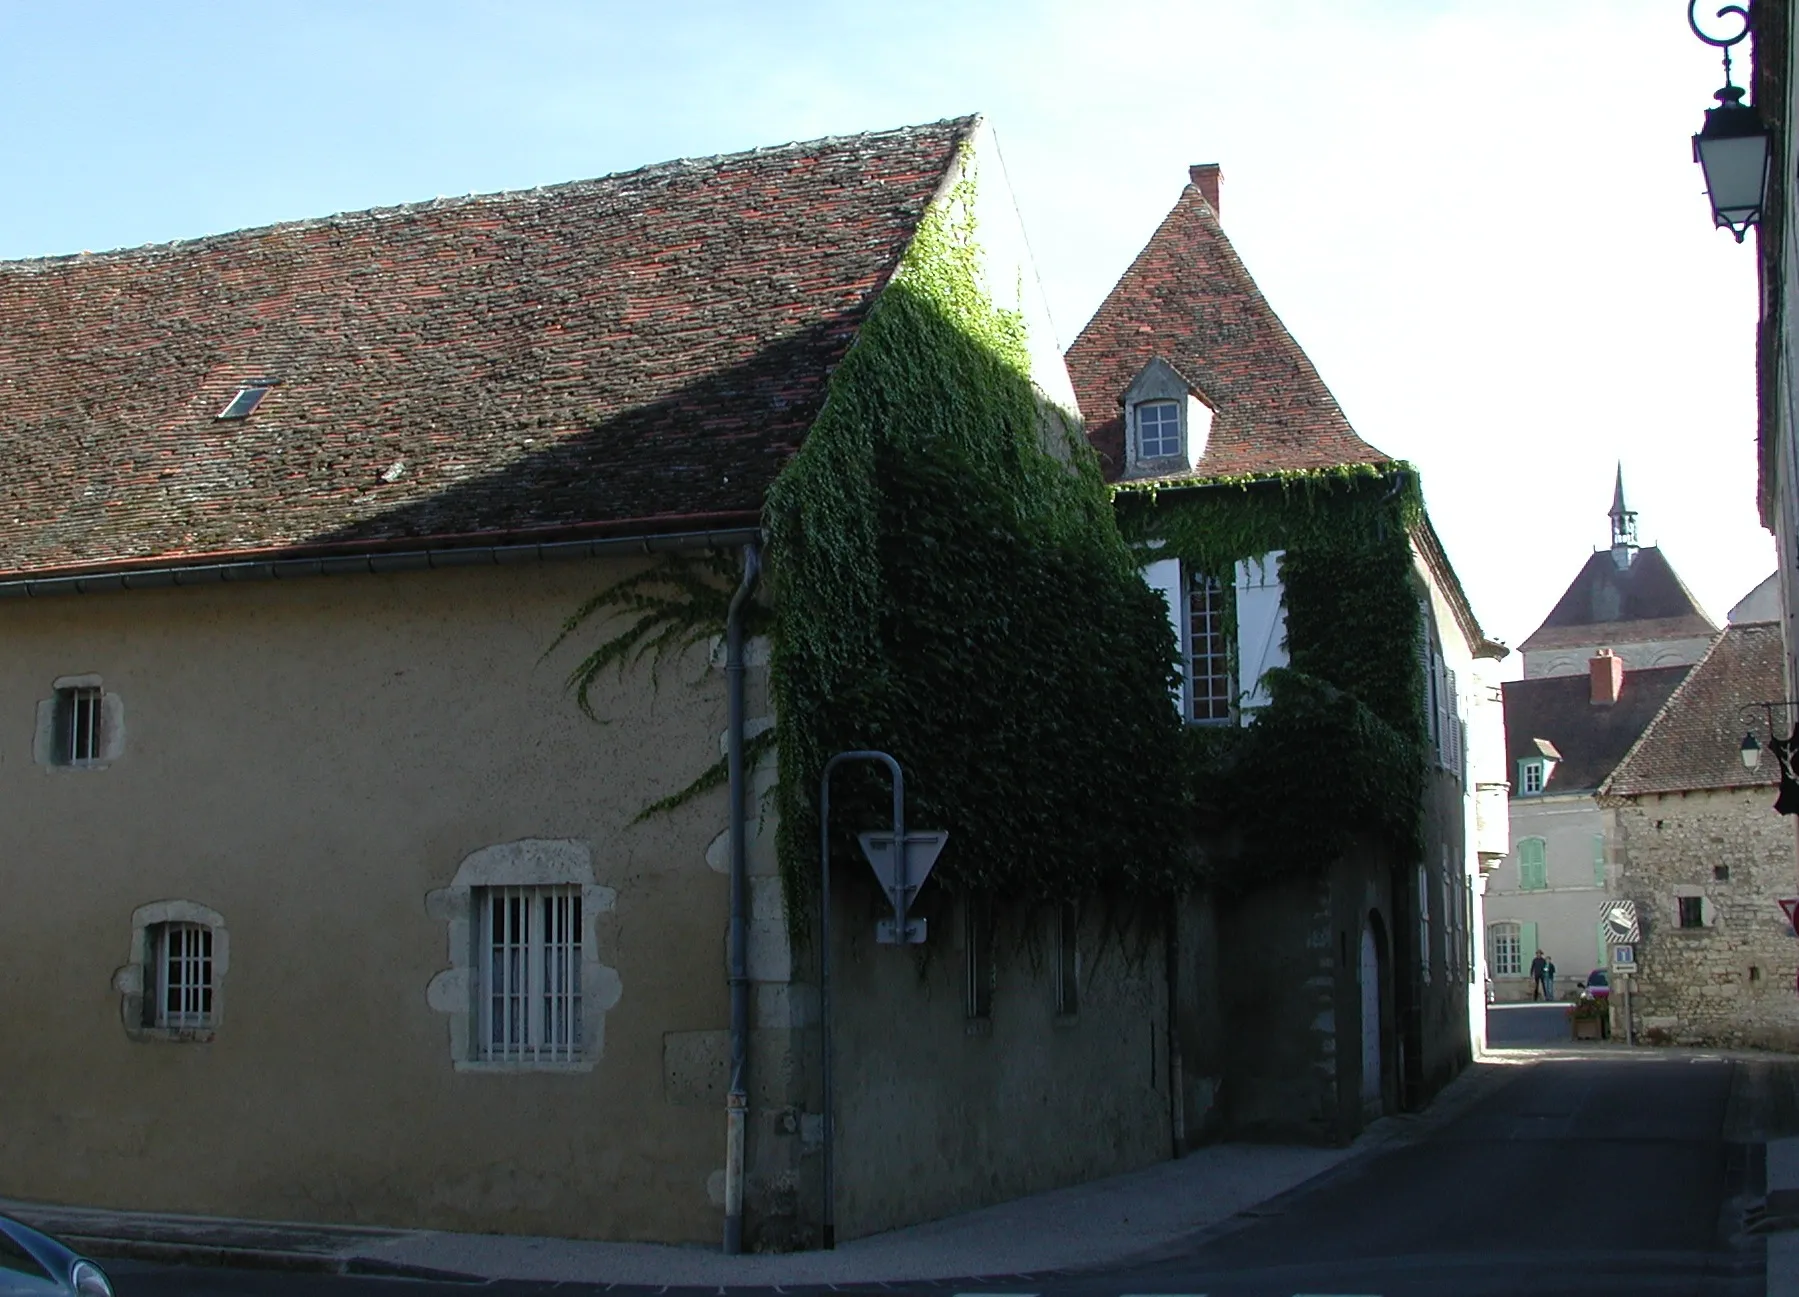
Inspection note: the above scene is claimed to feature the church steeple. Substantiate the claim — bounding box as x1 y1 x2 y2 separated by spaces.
1608 463 1638 568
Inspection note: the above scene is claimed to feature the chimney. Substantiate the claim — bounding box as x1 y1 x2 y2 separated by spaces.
1589 649 1624 706
1189 163 1222 217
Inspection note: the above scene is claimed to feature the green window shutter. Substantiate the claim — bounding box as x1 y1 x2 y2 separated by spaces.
1520 921 1539 972
1592 834 1606 887
1596 921 1608 970
1518 838 1547 890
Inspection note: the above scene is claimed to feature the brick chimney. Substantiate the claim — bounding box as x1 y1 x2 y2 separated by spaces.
1589 649 1624 706
1189 163 1222 217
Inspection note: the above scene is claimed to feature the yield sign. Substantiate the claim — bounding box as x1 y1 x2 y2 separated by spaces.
857 831 948 912
1779 898 1799 937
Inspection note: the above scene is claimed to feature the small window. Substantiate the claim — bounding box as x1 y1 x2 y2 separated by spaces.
1187 571 1233 723
1519 758 1546 795
965 896 994 1021
1136 400 1181 459
56 685 102 765
216 386 270 420
153 922 214 1030
1491 922 1522 977
1678 896 1705 929
1517 838 1548 891
478 886 582 1064
1713 864 1731 882
1054 903 1078 1015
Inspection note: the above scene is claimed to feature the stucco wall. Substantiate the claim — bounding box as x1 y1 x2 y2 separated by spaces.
1523 637 1714 679
823 878 1172 1241
0 558 741 1242
1615 788 1799 1050
1486 794 1614 1001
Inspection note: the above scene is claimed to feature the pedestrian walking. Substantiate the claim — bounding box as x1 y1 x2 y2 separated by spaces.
1529 949 1547 1001
1544 955 1557 1001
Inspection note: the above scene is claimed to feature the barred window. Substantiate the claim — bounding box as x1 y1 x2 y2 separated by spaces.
1136 400 1181 459
1188 571 1233 723
1490 922 1522 977
155 922 214 1030
479 886 582 1064
58 686 102 765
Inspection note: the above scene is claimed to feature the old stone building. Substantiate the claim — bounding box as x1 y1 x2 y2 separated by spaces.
1601 620 1799 1049
1489 477 1713 1002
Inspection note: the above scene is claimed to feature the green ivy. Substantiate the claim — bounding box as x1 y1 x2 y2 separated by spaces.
1115 469 1430 889
764 158 1190 938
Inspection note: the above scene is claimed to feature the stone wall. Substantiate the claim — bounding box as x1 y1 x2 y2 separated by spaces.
1614 788 1799 1050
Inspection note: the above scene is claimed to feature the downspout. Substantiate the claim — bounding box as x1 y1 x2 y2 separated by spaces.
723 541 761 1255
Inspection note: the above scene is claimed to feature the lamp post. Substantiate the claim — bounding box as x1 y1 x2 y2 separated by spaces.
1689 1 1772 241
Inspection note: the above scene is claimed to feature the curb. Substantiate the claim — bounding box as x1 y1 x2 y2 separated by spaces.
53 1234 482 1283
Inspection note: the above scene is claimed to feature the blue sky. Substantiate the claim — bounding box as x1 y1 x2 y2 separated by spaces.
0 1 1768 662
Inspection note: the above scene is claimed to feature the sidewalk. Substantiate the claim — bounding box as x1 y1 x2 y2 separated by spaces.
2 1060 1514 1287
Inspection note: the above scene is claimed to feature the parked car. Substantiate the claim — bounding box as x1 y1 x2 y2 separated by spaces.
1585 969 1611 999
0 1215 112 1296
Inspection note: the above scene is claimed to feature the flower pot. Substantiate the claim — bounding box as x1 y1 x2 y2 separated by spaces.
1572 1017 1604 1040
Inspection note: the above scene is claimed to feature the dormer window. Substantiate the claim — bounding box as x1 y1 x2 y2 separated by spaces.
1120 357 1214 478
1137 401 1181 459
1519 758 1547 795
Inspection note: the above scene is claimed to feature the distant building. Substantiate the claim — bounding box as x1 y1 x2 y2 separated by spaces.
1490 477 1713 1001
1600 620 1799 1050
1516 468 1717 680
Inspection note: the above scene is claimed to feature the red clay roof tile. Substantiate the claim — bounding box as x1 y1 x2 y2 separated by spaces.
0 118 972 577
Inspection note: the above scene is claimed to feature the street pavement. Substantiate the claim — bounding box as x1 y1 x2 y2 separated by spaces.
90 1033 1790 1297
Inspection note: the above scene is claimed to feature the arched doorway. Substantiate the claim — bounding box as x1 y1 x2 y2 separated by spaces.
1359 913 1387 1120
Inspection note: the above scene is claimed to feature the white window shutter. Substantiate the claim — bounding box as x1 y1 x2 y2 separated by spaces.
1233 550 1288 721
1140 556 1185 713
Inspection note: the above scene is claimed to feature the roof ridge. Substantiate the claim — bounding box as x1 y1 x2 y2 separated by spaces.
0 115 981 273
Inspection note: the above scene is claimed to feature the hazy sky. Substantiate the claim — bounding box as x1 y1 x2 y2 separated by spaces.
0 2 1769 668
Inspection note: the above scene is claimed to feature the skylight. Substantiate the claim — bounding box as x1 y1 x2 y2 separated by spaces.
216 386 271 420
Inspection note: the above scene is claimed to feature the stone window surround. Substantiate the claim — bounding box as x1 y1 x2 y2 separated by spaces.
112 900 228 1043
34 674 125 771
1120 357 1214 479
425 838 622 1073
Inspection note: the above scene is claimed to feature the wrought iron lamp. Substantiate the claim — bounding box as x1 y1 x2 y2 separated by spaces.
1742 730 1762 769
1690 2 1772 241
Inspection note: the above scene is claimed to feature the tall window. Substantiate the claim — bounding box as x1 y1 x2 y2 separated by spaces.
965 896 995 1021
479 886 582 1064
1490 922 1522 976
1054 903 1078 1015
1188 571 1232 723
1519 759 1546 795
1137 400 1181 459
1517 837 1548 891
155 922 214 1030
1417 863 1432 984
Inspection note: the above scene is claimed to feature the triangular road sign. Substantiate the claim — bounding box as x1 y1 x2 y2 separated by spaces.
857 831 948 911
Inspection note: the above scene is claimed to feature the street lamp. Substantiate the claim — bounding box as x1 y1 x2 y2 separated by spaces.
1689 1 1771 242
1741 731 1762 770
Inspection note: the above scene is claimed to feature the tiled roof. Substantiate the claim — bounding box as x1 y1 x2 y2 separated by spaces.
1502 665 1693 796
1518 548 1716 652
0 118 972 577
1064 181 1391 481
1602 622 1785 797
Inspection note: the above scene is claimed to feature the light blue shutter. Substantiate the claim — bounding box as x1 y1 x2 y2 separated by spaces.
1233 551 1288 720
1141 557 1184 714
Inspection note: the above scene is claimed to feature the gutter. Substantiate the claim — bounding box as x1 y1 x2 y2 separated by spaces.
722 541 762 1255
0 526 763 599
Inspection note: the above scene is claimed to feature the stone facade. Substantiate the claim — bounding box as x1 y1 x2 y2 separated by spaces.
1614 788 1799 1050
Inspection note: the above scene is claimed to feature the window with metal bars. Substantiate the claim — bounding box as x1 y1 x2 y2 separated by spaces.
965 896 994 1021
1187 571 1233 723
56 685 102 765
478 886 583 1063
1053 903 1078 1016
154 922 214 1030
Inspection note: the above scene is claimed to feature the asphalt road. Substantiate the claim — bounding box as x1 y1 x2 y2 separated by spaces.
105 1053 1764 1297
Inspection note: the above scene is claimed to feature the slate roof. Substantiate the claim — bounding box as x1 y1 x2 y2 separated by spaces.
1502 664 1693 796
1518 548 1716 652
1602 622 1784 797
1064 180 1392 482
0 118 972 578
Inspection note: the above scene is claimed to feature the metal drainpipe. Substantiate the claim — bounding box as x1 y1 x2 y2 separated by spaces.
723 541 761 1256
